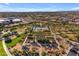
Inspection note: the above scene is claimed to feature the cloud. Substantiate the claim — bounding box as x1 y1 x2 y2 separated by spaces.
0 6 61 12
0 4 10 9
71 7 79 10
14 8 61 12
0 4 64 12
4 3 10 5
0 5 6 8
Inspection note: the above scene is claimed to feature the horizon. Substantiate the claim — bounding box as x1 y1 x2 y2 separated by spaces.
0 3 79 12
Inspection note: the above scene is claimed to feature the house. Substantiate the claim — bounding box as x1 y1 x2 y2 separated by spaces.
74 18 79 24
22 45 29 51
68 18 79 24
67 45 79 56
67 49 77 56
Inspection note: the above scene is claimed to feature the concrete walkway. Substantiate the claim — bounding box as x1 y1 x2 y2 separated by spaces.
2 40 12 56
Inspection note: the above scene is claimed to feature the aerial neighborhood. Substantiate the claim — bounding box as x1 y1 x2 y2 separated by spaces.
1 12 79 56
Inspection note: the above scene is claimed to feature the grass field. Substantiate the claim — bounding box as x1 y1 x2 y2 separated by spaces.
6 33 26 48
0 40 7 56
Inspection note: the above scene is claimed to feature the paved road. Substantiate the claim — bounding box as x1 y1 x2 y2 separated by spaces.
22 37 28 46
22 33 30 46
2 40 12 56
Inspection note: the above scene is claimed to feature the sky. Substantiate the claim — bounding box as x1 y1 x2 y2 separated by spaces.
0 3 79 12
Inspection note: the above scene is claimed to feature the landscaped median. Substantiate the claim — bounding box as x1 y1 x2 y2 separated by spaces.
0 40 7 56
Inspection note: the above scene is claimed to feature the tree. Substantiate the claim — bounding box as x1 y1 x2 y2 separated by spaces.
37 38 50 44
5 38 12 43
3 33 9 38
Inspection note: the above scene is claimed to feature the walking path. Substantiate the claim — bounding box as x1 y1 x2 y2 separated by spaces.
2 40 12 56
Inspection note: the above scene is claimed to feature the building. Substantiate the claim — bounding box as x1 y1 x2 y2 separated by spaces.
0 19 10 25
12 18 22 23
68 18 79 24
0 17 22 25
32 26 48 32
74 18 79 24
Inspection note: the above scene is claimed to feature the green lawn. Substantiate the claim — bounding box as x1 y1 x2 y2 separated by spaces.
6 33 26 48
0 40 7 56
